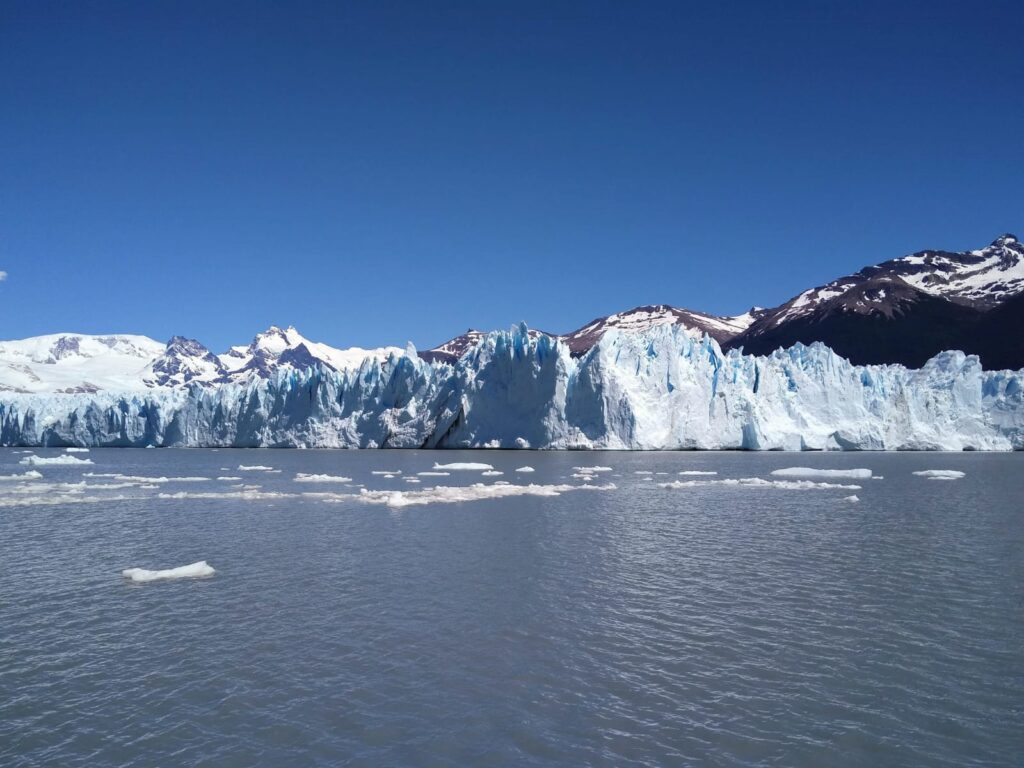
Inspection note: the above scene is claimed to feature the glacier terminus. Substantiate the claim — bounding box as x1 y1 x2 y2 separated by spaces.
1 324 1021 451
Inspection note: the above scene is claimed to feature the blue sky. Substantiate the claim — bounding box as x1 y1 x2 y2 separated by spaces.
1 1 1021 352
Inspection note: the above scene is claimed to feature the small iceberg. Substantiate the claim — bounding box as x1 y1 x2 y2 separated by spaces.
771 467 873 479
0 470 43 481
843 495 860 503
678 471 717 476
238 465 274 471
65 447 90 453
432 462 494 471
19 455 94 466
122 560 216 583
515 466 535 473
912 470 966 480
294 473 354 483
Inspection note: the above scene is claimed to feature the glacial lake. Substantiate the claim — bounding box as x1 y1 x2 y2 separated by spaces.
1 449 1022 767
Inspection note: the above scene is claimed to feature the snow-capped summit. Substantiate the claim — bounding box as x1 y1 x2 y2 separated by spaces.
561 304 762 355
144 336 228 388
218 326 402 382
728 233 1024 367
0 327 405 393
885 233 1023 307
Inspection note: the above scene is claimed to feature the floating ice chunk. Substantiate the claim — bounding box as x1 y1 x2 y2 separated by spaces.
659 477 862 490
157 489 289 500
912 470 965 480
572 466 613 473
418 471 451 476
635 471 653 475
402 477 421 483
217 476 242 481
771 467 873 479
371 470 402 475
294 473 354 483
678 470 718 476
481 470 504 476
0 493 135 508
432 462 495 471
237 465 274 471
122 561 215 583
843 495 860 502
354 481 616 508
515 466 535 473
19 455 94 466
82 474 208 483
0 470 43 481
65 447 90 453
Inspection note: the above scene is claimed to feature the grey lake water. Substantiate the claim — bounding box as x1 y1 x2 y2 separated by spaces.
1 449 1022 767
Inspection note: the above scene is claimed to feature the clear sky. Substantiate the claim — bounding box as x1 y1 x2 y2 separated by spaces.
1 1 1021 352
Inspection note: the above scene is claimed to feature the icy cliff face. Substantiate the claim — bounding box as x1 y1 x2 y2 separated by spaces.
1 325 1021 450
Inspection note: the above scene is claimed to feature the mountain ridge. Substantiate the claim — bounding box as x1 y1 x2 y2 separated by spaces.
1 233 1020 393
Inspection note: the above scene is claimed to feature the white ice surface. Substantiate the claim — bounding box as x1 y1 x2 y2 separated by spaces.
912 470 966 480
122 561 216 583
19 455 93 466
771 467 873 479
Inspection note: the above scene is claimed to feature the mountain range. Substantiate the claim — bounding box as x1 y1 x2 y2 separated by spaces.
0 233 1020 394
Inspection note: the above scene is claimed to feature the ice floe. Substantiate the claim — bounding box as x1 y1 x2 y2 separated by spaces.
19 455 94 466
65 447 90 453
417 471 450 477
294 473 354 483
481 470 504 476
515 466 535 473
659 477 862 490
353 481 616 508
371 470 402 475
678 470 718 476
771 467 873 479
83 473 209 483
912 470 966 480
0 470 43 481
237 465 274 471
843 495 860 502
573 466 613 473
432 462 495 471
122 561 216 583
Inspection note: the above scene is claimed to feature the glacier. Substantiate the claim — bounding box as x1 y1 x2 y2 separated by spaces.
0 324 1022 450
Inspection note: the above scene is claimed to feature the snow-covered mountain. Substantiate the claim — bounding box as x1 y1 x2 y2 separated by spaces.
560 304 764 354
0 334 167 394
0 327 403 393
2 325 1021 450
2 232 1021 400
217 326 402 383
729 234 1024 367
421 305 765 362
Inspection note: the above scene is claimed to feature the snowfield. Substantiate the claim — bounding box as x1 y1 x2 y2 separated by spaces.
1 325 1022 450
